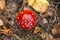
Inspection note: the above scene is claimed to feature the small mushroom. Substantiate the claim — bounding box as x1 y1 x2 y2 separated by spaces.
42 18 48 24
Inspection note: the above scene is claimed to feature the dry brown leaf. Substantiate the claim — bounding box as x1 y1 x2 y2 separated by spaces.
0 25 14 36
51 24 60 35
33 26 40 34
40 32 47 39
0 19 4 26
41 11 53 18
0 0 6 10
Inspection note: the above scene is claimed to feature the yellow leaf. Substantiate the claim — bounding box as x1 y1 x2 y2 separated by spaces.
28 0 35 6
28 0 49 13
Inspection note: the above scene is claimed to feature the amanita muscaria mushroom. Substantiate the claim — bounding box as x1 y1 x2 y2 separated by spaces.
16 10 37 30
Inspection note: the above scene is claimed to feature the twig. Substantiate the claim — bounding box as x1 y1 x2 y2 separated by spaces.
11 34 23 40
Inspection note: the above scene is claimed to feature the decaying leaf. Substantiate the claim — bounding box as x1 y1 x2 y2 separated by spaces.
0 15 14 36
51 24 60 35
23 0 28 3
28 0 49 13
0 19 4 26
0 25 14 36
40 32 47 39
33 26 40 34
0 0 6 10
48 35 54 40
41 11 53 18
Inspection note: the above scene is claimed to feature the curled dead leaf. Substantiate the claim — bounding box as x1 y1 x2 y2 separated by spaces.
33 26 40 34
51 24 60 35
39 10 53 18
0 15 14 36
40 32 47 39
0 19 4 26
0 25 14 36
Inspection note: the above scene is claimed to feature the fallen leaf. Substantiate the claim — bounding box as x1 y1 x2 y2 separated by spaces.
0 0 6 10
40 32 47 39
0 19 4 26
29 0 49 13
28 0 35 6
33 26 40 34
51 24 60 35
